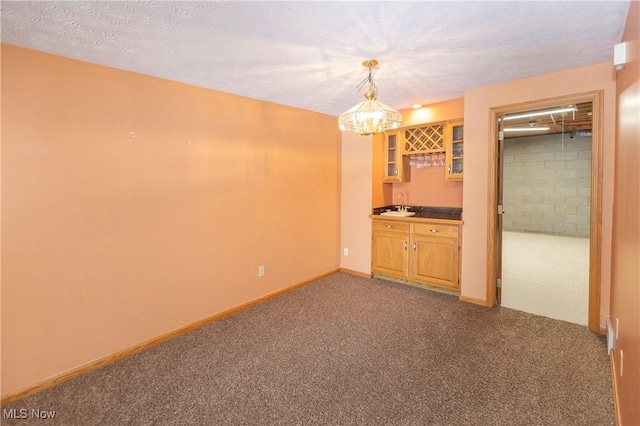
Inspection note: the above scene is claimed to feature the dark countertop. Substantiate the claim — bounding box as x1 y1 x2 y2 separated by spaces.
372 205 462 221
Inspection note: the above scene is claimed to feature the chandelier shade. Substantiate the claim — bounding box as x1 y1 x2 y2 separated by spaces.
338 60 403 135
338 99 403 135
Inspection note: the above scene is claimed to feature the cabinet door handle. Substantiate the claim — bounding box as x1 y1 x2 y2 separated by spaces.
413 242 417 251
430 229 439 233
403 241 408 250
386 225 393 229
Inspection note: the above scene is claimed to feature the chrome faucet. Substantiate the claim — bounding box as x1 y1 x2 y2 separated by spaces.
398 192 405 212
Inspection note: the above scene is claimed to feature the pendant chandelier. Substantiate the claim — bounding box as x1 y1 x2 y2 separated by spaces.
338 59 403 135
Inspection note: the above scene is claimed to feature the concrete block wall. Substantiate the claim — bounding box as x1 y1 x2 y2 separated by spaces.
503 133 591 238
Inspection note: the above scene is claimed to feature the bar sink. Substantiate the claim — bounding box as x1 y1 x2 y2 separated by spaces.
380 211 416 217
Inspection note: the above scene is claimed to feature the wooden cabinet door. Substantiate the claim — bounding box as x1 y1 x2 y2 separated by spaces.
445 120 464 181
383 131 410 182
410 235 459 289
372 232 409 278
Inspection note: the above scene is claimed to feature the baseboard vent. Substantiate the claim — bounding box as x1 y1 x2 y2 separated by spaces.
605 315 614 354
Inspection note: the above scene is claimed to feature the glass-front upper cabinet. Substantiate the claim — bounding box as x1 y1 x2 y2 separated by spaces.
445 121 464 181
383 131 410 182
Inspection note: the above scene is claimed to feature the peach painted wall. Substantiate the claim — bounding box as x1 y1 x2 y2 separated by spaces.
340 132 373 275
1 45 341 398
392 168 463 208
400 97 464 128
610 1 640 423
373 98 464 208
462 62 616 327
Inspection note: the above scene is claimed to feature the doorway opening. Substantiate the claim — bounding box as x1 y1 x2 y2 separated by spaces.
487 91 603 333
501 101 592 325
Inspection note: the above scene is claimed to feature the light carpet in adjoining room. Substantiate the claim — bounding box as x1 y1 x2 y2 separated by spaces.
502 231 590 325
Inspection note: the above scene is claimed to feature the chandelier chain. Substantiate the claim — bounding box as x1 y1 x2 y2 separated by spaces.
355 65 378 100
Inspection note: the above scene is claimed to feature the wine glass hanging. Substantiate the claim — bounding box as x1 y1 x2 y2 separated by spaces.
408 152 445 169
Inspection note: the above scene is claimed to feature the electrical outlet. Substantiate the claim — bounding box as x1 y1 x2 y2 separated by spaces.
258 265 265 277
605 316 614 354
343 247 349 256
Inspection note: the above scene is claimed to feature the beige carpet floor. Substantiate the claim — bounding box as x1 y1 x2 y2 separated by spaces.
502 231 590 325
2 272 613 425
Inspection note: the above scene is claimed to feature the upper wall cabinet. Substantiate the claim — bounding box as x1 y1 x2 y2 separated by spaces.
404 123 445 154
382 120 462 183
445 121 464 181
383 131 411 182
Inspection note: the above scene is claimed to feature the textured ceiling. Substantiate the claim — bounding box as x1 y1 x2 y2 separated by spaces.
0 1 631 116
